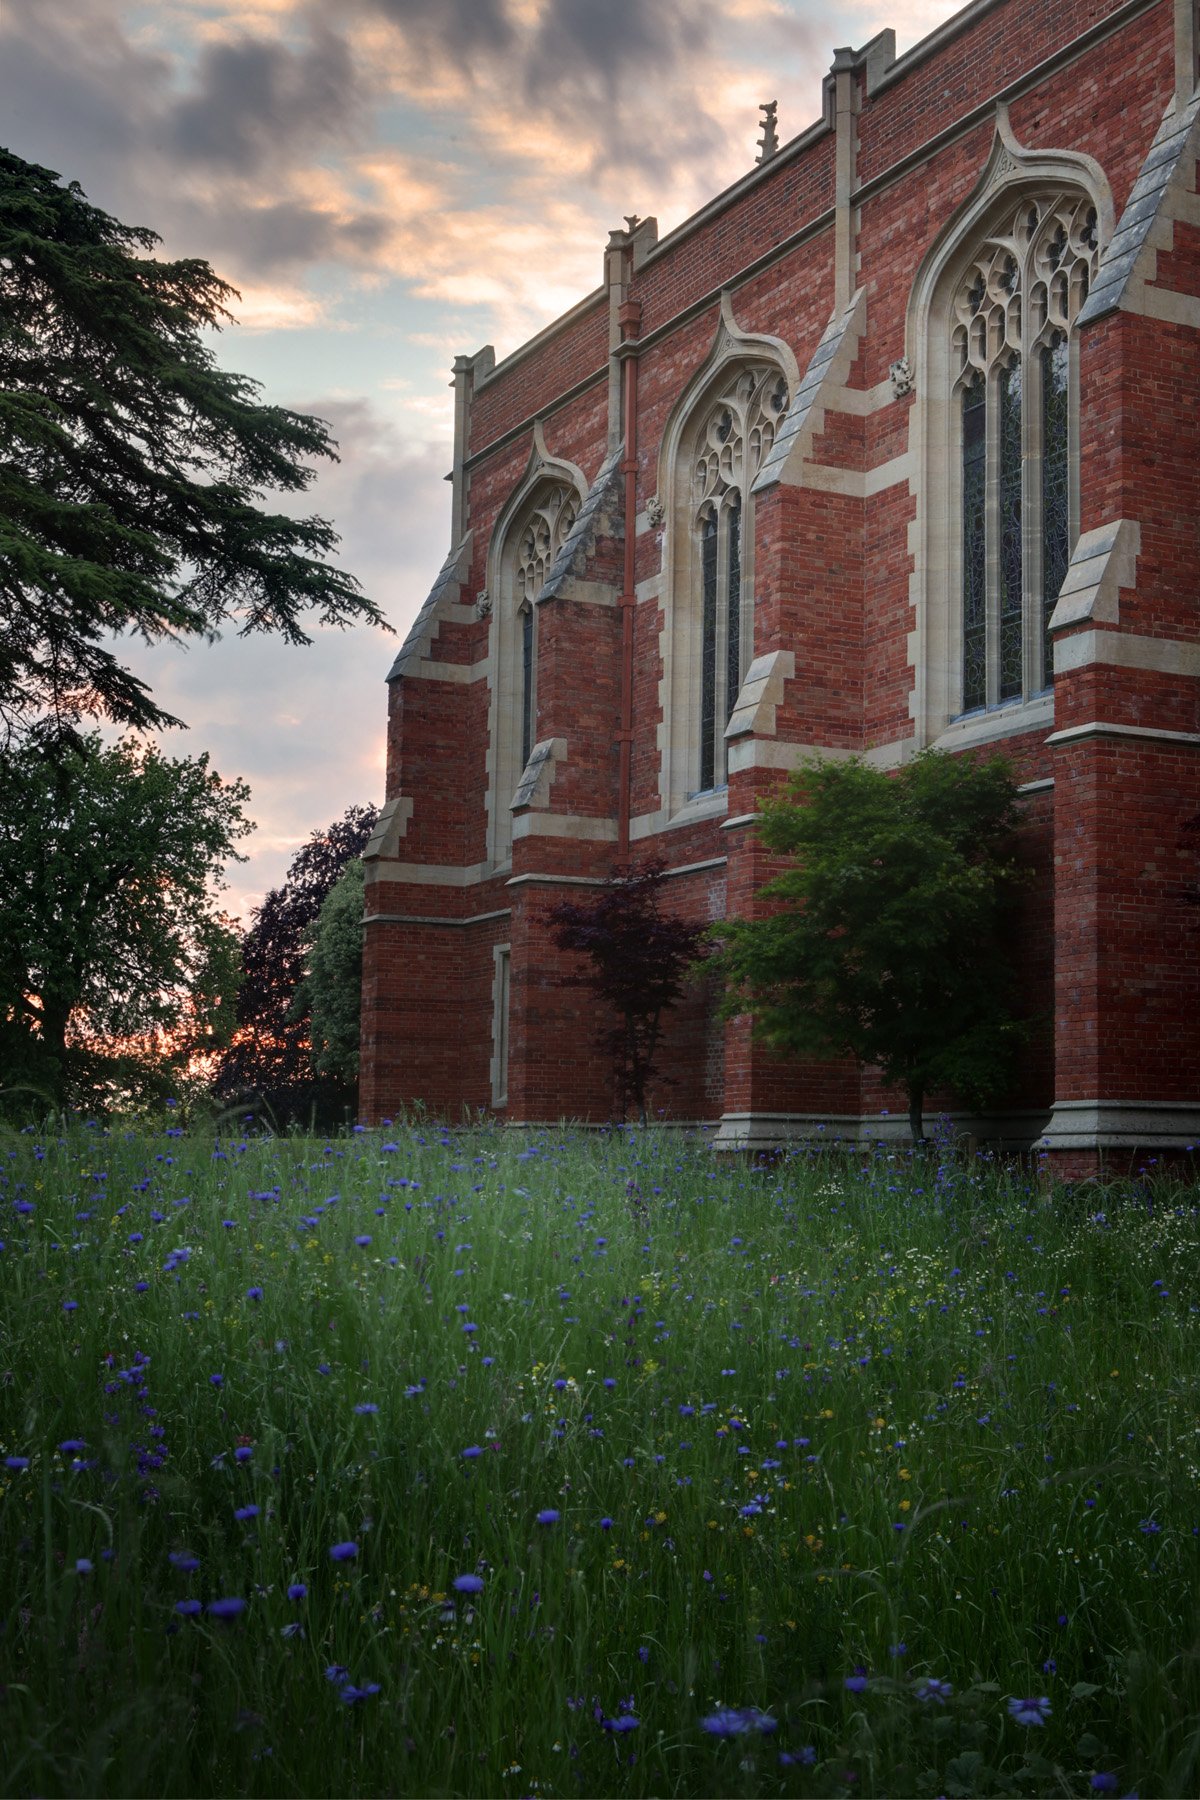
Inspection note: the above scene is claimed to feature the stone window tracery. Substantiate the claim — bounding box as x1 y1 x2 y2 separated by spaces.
952 193 1098 712
687 365 787 790
489 478 582 871
512 485 577 781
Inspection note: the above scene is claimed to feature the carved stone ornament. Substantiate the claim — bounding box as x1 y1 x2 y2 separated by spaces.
646 495 666 529
475 588 492 618
889 356 914 399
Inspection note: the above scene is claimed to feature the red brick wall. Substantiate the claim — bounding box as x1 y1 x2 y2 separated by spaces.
363 0 1192 1147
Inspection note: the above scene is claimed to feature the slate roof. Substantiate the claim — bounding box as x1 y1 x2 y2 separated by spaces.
386 534 472 683
751 289 864 494
537 446 624 601
1077 90 1200 327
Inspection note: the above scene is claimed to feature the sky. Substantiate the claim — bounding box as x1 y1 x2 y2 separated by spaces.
0 0 963 921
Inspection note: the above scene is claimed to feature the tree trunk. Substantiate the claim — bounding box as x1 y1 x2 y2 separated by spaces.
907 1084 925 1146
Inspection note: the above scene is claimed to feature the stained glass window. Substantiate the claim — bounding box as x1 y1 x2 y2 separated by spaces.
962 374 987 712
1041 332 1069 687
520 604 534 771
493 483 577 865
954 191 1098 717
726 495 742 726
998 360 1023 702
699 513 718 792
686 361 787 792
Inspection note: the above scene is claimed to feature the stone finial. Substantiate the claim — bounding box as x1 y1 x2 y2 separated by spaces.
757 101 779 165
889 356 914 399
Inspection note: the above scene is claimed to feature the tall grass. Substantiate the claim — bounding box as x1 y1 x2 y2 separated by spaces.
2 1115 1200 1797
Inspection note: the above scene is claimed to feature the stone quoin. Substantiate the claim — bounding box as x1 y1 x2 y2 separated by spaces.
361 0 1200 1175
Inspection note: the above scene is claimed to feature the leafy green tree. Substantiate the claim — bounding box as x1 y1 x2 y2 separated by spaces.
712 752 1029 1142
214 803 376 1123
546 858 708 1126
297 858 367 1087
0 146 383 740
0 732 251 1112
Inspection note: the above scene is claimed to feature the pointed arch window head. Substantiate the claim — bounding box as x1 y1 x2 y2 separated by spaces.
952 192 1098 712
512 483 577 777
686 363 786 793
486 473 580 871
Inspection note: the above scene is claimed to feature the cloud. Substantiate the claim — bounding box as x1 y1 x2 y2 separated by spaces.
0 0 388 284
166 22 362 173
360 0 516 71
227 283 333 330
111 397 453 919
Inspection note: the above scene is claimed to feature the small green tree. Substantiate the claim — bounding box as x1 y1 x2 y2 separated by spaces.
297 858 367 1088
0 731 251 1111
712 752 1029 1142
214 803 376 1121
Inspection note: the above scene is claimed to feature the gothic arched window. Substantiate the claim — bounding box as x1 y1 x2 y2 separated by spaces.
514 490 575 770
487 479 578 867
687 365 787 791
952 193 1098 712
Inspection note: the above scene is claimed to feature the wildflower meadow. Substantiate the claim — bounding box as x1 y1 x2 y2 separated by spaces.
3 1116 1200 1797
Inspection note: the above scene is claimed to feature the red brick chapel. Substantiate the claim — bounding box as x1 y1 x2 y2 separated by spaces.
361 0 1200 1170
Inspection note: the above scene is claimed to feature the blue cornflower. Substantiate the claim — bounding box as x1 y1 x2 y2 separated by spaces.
461 1445 483 1459
698 1706 744 1735
452 1574 485 1593
536 1508 560 1526
208 1597 247 1620
75 1557 94 1575
603 1378 617 1390
287 1583 308 1601
329 1541 358 1562
913 1677 952 1703
603 1715 639 1733
169 1551 200 1572
844 1673 869 1694
700 1707 776 1736
58 1439 87 1453
4 1456 30 1471
342 1672 378 1703
246 1286 263 1302
209 1373 223 1387
354 1403 379 1415
62 1299 78 1312
234 1504 260 1522
1089 1776 1119 1794
354 1235 371 1247
234 1446 253 1463
1008 1695 1052 1726
175 1598 203 1616
598 1517 613 1530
